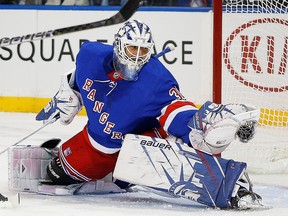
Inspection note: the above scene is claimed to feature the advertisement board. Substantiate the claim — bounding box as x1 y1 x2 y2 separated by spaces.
0 8 213 112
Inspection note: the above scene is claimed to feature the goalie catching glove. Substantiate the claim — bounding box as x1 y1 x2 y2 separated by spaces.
188 101 260 155
36 69 83 125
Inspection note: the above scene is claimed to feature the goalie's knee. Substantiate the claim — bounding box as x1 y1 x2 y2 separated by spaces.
47 157 81 185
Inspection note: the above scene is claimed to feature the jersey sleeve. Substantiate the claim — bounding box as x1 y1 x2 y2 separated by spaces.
157 96 198 145
146 59 198 145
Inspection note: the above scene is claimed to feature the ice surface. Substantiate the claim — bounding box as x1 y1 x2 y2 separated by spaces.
0 112 287 216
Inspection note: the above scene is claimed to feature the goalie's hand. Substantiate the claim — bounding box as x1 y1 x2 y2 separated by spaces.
36 92 60 123
36 89 83 125
187 101 260 154
57 88 83 125
188 119 238 155
36 69 83 125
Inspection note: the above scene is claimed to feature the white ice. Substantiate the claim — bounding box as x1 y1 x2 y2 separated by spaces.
0 112 288 216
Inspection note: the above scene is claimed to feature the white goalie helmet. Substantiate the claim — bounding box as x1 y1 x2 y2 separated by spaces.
113 20 154 81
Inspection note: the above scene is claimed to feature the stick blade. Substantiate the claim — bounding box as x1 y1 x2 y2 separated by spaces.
0 193 8 202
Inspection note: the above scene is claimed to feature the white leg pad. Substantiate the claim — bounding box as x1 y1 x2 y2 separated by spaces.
8 145 53 192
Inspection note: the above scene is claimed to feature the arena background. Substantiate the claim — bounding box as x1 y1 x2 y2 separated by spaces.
0 6 213 114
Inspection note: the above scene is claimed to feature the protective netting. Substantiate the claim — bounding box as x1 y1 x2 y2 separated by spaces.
221 0 288 173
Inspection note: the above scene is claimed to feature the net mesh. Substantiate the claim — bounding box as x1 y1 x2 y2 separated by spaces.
221 0 288 173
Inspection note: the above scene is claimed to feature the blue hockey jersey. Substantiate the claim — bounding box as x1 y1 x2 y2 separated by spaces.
74 41 198 154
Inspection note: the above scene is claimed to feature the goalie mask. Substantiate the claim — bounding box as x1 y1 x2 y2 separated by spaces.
113 20 154 81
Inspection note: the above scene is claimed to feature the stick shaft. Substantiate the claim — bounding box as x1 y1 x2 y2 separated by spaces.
0 115 59 155
0 0 142 47
155 44 175 58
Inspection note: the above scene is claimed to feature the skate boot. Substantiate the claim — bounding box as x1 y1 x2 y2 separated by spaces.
230 171 263 210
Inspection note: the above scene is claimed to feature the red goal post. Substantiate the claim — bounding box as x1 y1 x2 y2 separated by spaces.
213 0 288 173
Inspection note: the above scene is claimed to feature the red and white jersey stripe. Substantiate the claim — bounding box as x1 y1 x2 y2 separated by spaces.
157 100 198 144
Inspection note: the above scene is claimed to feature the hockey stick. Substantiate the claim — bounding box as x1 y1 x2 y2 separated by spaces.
0 114 60 155
0 193 8 202
154 44 175 59
0 0 142 47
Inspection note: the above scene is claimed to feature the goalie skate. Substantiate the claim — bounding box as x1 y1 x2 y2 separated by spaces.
231 187 264 210
230 172 268 210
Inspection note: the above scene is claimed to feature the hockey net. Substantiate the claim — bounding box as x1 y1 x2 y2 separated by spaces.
218 0 288 173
